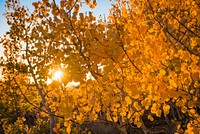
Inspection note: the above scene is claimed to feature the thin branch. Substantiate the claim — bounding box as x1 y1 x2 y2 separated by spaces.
168 12 200 38
112 13 142 74
13 76 64 119
146 0 200 57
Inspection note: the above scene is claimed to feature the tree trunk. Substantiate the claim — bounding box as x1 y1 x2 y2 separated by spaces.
50 114 55 134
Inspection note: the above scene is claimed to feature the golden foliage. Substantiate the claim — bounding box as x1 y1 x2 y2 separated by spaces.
0 0 199 133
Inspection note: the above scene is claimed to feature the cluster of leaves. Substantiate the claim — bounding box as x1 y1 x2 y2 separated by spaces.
0 0 199 133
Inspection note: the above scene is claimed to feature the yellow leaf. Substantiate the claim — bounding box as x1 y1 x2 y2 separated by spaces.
113 116 118 122
53 123 60 133
163 103 170 116
159 69 166 76
133 101 141 111
148 115 154 121
156 109 162 117
106 113 112 121
89 113 94 121
190 38 197 47
151 103 157 114
189 109 196 116
181 106 187 113
188 101 195 108
66 124 71 134
125 96 132 105
122 7 128 18
185 122 194 134
114 103 121 108
169 79 177 88
146 83 152 94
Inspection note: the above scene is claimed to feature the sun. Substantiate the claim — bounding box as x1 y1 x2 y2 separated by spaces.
53 70 62 81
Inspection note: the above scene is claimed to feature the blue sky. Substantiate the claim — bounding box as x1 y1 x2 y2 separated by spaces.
0 0 113 56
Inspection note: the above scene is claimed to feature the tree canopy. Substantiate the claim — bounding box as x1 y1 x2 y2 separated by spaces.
0 0 199 133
